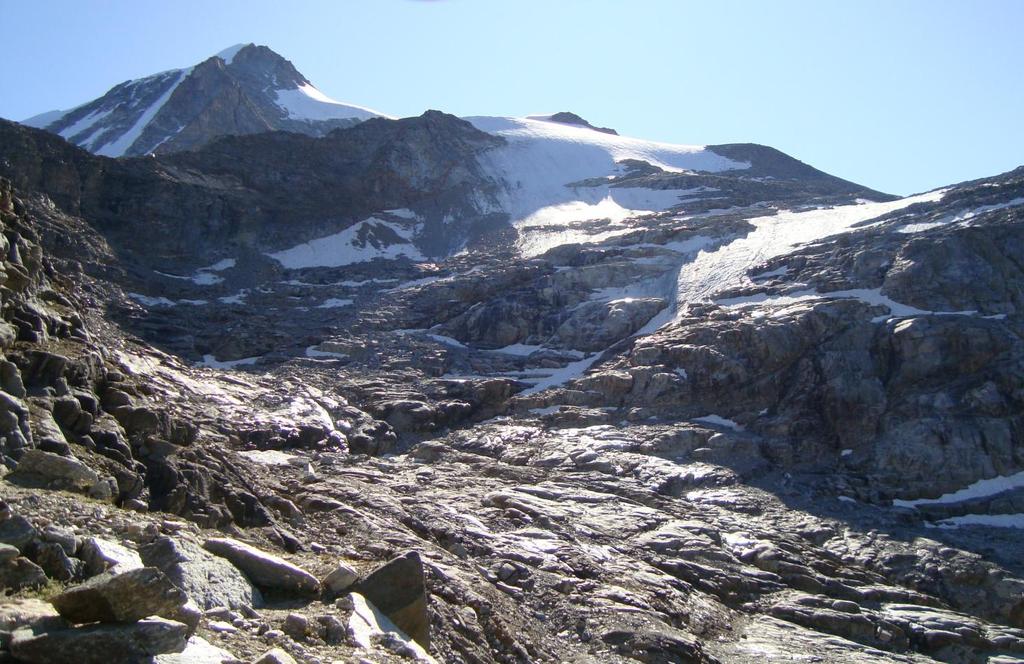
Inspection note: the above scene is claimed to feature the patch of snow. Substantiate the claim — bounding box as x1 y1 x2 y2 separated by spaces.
305 345 348 360
529 406 562 416
751 265 789 279
841 449 853 457
218 291 248 305
384 276 442 292
898 196 1024 233
238 450 298 466
933 513 1024 529
128 292 177 307
466 116 745 256
191 272 223 286
674 368 688 379
384 208 418 219
893 470 1024 508
837 496 857 503
95 68 189 157
57 107 114 141
198 355 260 369
269 217 425 269
203 258 236 271
519 352 604 396
693 414 744 431
317 298 353 308
717 287 977 323
673 190 947 313
426 334 467 349
492 343 546 356
274 83 386 122
215 43 248 65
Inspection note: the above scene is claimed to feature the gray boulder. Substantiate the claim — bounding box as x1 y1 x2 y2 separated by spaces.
140 535 263 609
50 567 187 624
10 617 188 663
203 537 319 596
0 557 47 591
14 449 98 489
352 550 430 649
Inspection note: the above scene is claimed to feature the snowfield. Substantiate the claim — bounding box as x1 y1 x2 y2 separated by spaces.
672 189 948 314
268 215 425 268
274 82 387 122
466 115 748 256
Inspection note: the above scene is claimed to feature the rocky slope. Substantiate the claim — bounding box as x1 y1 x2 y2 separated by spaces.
0 60 1023 663
21 44 386 158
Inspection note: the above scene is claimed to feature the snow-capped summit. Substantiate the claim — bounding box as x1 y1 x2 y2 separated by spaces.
22 43 388 157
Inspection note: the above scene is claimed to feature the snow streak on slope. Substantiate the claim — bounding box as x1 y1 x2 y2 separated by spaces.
466 116 748 256
274 83 387 122
95 69 190 157
672 190 948 313
268 216 425 268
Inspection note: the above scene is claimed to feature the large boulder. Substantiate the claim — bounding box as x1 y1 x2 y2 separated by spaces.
79 536 143 575
14 449 98 488
140 535 263 609
9 617 188 664
50 567 187 624
0 557 47 591
352 550 430 649
203 537 319 596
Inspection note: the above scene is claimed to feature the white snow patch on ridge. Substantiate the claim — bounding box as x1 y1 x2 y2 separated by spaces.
275 83 387 122
268 216 425 269
898 196 1024 233
717 287 977 322
466 116 747 256
893 470 1024 508
673 190 947 313
95 68 190 157
216 43 248 65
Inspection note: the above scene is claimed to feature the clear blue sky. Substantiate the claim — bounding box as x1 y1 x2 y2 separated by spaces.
2 0 1022 196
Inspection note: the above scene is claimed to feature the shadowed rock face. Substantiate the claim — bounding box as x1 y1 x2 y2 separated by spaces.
0 87 1023 663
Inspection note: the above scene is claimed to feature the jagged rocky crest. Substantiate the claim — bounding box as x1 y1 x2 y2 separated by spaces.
0 46 1022 664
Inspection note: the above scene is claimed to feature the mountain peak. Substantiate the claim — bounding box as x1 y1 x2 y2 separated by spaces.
21 43 386 158
214 43 253 65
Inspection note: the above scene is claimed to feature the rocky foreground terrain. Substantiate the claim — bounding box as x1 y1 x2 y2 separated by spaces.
0 53 1023 663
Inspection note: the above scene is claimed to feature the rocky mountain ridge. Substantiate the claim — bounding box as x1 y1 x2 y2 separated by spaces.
0 46 1022 664
22 44 386 158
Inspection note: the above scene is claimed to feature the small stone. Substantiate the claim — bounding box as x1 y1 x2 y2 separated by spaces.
317 614 347 645
254 647 298 664
0 514 37 552
321 561 358 597
0 557 47 591
0 542 19 562
281 612 309 640
208 620 238 634
79 536 143 575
